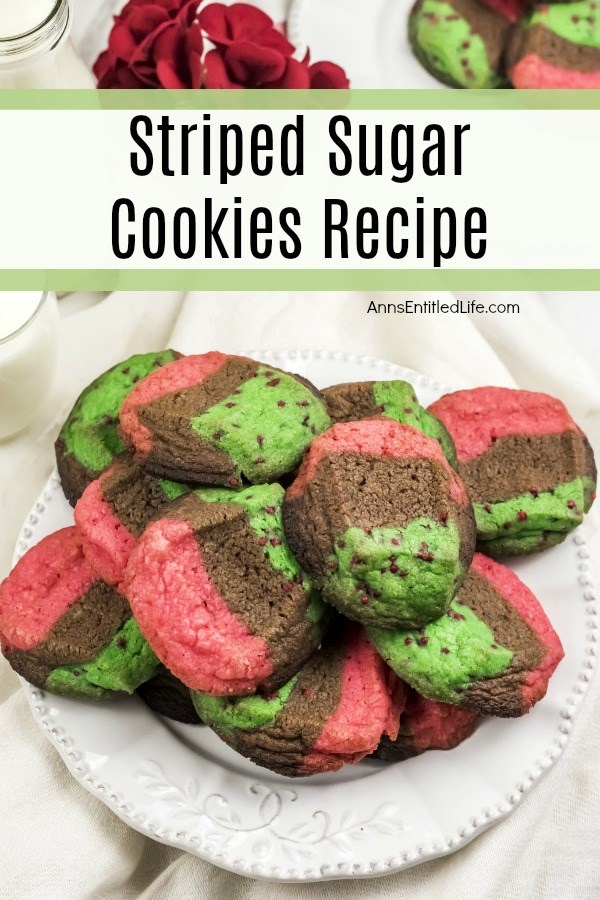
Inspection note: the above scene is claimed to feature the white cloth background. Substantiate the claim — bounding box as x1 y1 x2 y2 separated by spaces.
1 292 600 900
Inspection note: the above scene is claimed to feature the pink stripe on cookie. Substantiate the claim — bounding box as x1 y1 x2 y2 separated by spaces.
0 527 97 651
287 419 467 504
510 56 600 89
471 552 564 710
312 629 403 757
429 387 579 462
75 475 137 586
123 517 272 694
119 352 228 454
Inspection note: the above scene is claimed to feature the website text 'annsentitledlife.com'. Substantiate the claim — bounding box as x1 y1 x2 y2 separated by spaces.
367 299 520 315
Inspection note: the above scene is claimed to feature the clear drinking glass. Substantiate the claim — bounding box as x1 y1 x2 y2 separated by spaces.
0 292 60 440
0 0 95 88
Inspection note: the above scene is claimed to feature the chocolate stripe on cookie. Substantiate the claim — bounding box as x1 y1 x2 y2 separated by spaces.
193 627 403 778
370 552 564 718
74 456 188 586
457 568 545 715
137 665 200 724
136 356 259 484
123 487 329 697
5 583 131 689
184 499 328 690
120 353 332 485
231 647 346 776
55 350 181 505
101 455 187 538
458 432 591 503
284 453 470 580
323 380 456 464
428 387 596 555
507 22 600 74
449 0 512 55
283 420 475 629
0 528 158 698
7 582 130 668
409 0 510 89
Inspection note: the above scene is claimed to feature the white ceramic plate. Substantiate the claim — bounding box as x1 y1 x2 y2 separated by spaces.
14 350 597 882
288 0 445 88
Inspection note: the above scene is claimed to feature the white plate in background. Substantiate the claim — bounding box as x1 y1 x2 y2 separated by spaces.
288 0 443 89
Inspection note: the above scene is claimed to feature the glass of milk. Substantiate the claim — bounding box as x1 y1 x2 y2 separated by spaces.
0 0 95 88
0 292 60 440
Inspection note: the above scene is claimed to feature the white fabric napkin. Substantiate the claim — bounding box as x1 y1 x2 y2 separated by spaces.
1 292 599 899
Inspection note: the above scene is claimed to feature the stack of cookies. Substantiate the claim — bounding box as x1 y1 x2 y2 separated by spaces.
409 0 600 89
0 350 595 778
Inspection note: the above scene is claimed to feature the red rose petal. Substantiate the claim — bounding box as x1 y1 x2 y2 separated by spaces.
309 60 350 89
156 58 187 88
185 22 204 57
152 25 181 62
189 51 203 89
203 47 243 87
198 4 235 45
269 56 311 89
93 49 113 81
225 40 287 86
200 3 276 46
109 24 138 61
126 6 171 41
249 24 295 56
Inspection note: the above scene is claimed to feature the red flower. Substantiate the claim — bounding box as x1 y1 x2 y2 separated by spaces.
199 3 294 55
308 61 350 89
94 0 349 90
201 3 301 88
94 0 203 89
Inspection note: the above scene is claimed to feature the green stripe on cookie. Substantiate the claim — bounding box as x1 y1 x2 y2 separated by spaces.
369 598 513 704
190 366 331 482
192 676 298 733
60 351 178 473
475 477 592 546
409 0 506 89
194 484 328 622
528 2 600 46
158 479 190 502
325 519 462 627
373 381 456 464
46 617 159 697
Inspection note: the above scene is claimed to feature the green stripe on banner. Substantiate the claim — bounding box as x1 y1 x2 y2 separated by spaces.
0 270 597 291
1 89 600 110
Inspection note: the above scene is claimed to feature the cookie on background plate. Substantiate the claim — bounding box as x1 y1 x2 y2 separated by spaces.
323 380 456 465
119 352 332 485
137 665 200 724
55 350 181 505
507 2 600 88
74 454 189 586
370 552 564 717
373 687 479 760
479 0 529 22
408 0 511 89
123 486 331 697
0 528 158 698
282 419 475 629
428 386 596 556
192 625 405 778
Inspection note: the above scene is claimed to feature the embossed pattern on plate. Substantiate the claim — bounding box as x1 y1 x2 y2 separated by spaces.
14 351 598 882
